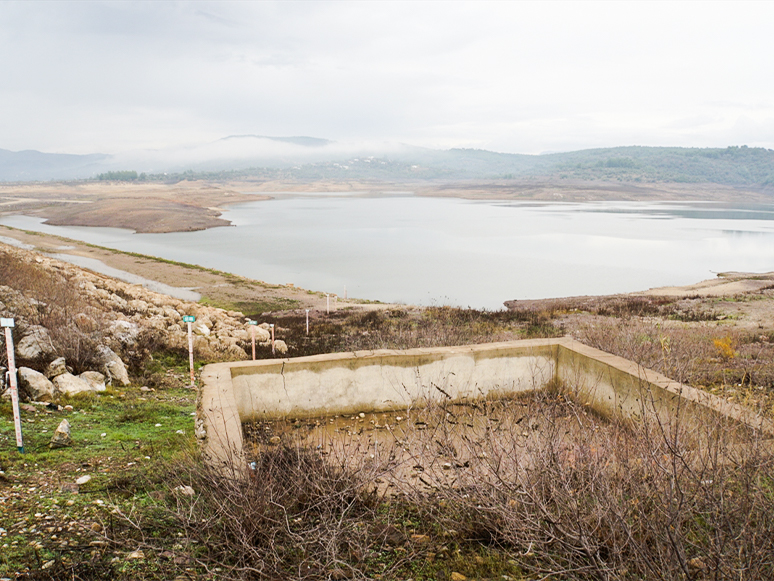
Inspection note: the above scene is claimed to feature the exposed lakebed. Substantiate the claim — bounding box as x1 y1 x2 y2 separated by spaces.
2 194 773 309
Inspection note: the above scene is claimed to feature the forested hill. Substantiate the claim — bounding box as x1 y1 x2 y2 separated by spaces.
156 145 774 187
2 141 774 187
521 145 774 186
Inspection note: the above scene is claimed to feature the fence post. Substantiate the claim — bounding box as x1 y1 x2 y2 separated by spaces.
2 318 23 453
182 315 196 388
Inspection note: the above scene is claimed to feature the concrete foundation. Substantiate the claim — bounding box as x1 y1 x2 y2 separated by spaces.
199 337 774 472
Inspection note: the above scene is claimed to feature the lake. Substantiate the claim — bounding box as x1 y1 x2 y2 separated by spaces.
2 194 773 310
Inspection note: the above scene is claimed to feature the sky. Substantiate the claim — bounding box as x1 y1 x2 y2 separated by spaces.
1 0 773 156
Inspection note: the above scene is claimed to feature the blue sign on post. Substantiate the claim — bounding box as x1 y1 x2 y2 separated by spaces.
182 315 196 323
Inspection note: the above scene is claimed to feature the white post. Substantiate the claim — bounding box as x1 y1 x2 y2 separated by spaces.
305 309 310 335
187 321 195 387
250 325 256 360
326 294 330 314
2 318 23 453
270 324 275 355
344 285 347 300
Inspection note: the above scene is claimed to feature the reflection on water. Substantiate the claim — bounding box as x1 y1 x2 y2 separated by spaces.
1 197 773 309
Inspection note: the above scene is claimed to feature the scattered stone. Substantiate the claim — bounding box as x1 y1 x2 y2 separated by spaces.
79 371 106 392
268 435 281 445
41 560 55 570
21 404 37 413
173 485 195 496
410 533 431 544
90 522 102 533
61 482 79 494
76 475 92 485
18 367 55 402
64 405 74 411
126 549 145 560
140 386 153 392
451 573 467 581
44 357 68 379
53 373 93 396
50 419 73 448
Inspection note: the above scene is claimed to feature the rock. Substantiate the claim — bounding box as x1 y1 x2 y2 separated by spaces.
128 299 150 314
251 327 271 342
268 436 281 445
274 340 288 355
18 367 55 402
109 319 139 345
410 534 431 544
451 573 467 581
76 474 92 485
16 326 55 360
53 373 93 396
80 371 106 392
50 419 73 448
90 522 102 533
97 346 130 386
21 403 37 413
45 357 68 379
192 321 211 336
140 386 153 392
126 550 145 560
173 485 195 496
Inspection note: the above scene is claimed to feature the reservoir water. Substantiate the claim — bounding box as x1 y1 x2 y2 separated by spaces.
2 194 773 310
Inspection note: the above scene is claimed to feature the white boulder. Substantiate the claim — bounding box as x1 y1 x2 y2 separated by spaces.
80 371 106 392
18 367 55 402
96 346 130 386
16 326 55 360
53 372 93 396
44 357 68 379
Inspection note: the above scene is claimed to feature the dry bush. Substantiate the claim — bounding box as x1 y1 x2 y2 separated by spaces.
214 392 774 580
392 393 774 580
0 251 108 372
108 443 426 580
574 319 774 415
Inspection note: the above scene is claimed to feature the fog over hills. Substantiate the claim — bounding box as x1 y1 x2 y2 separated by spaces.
1 136 773 188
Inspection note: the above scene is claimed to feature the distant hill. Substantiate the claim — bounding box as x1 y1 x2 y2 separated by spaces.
0 148 108 181
1 139 773 188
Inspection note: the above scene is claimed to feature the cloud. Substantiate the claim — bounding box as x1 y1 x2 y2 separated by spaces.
0 1 772 154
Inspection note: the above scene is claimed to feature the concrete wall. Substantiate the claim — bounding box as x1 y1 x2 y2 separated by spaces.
229 339 557 421
199 337 774 472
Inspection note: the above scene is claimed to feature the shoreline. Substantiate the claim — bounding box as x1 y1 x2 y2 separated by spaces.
1 178 771 234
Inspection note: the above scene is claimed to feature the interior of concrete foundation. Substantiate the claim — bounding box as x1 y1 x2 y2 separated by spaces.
199 338 774 475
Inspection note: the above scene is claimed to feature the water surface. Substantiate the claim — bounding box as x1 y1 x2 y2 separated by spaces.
2 196 773 309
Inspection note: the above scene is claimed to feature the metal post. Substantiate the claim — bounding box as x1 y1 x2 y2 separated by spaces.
305 309 310 335
270 324 275 355
2 318 23 453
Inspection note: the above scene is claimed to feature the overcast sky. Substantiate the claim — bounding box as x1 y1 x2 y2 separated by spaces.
1 1 773 155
